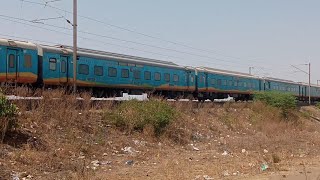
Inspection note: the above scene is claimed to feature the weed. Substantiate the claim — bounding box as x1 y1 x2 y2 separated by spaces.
0 93 18 142
104 99 178 136
254 91 297 118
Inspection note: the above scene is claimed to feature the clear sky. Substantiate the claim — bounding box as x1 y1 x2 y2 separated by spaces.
1 0 319 83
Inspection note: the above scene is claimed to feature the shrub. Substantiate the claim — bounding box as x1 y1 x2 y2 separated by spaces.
254 91 297 117
316 102 320 109
0 93 18 142
104 99 178 136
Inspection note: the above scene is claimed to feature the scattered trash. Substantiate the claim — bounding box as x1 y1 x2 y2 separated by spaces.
191 132 204 141
91 160 100 167
133 140 146 146
263 149 268 153
222 151 228 156
241 149 246 153
122 147 136 154
11 172 20 180
103 153 108 156
203 175 214 179
223 170 230 176
261 163 269 171
190 144 200 151
232 171 240 176
125 160 134 165
100 161 112 165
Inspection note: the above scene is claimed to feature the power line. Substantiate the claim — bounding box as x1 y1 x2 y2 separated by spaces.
0 17 258 71
0 14 266 69
0 15 298 77
18 0 270 64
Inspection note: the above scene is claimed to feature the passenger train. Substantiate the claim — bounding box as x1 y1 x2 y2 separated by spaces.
0 38 319 101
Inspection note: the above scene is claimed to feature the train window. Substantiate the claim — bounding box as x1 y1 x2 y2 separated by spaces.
24 54 32 68
94 66 103 76
108 67 117 77
217 79 222 86
234 81 238 87
211 79 216 85
9 54 15 68
228 80 233 86
173 74 179 82
61 60 66 73
252 83 255 88
79 64 89 75
155 72 161 81
144 71 151 80
243 82 247 88
49 58 56 71
119 62 128 66
222 80 227 86
199 75 203 83
121 69 129 78
190 75 194 83
133 70 141 79
164 73 170 82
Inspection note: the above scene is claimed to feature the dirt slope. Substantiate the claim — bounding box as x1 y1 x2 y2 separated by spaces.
1 99 320 180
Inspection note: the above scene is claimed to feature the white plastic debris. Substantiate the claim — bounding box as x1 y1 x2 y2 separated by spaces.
222 151 228 156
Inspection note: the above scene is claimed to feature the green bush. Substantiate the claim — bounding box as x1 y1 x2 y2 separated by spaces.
0 93 18 142
254 91 297 117
104 100 178 136
316 102 320 109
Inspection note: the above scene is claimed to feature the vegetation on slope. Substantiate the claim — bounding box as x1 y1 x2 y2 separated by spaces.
0 92 18 142
254 91 297 117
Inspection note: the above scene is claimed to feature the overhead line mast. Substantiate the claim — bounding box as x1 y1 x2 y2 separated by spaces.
73 0 77 93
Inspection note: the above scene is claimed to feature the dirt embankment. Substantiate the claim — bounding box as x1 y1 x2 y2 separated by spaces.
1 95 320 180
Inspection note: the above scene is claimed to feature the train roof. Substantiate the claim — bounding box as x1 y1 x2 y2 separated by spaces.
264 77 298 84
39 44 187 69
0 38 37 50
197 67 260 79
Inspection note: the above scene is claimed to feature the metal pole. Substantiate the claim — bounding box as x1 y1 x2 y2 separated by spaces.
249 67 254 75
308 63 311 105
73 0 77 93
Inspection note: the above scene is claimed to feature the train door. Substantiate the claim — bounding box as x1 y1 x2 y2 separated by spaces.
204 73 208 91
304 86 307 97
59 56 69 84
6 49 19 82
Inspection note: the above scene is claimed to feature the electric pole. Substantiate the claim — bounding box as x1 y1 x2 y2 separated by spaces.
73 0 77 93
291 63 311 105
249 67 254 75
308 63 311 105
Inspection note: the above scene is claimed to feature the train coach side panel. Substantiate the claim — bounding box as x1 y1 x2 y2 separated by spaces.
19 48 38 84
74 56 194 92
0 46 5 82
199 72 260 94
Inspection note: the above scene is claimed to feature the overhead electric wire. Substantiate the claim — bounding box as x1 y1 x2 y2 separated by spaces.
0 14 291 73
0 14 264 69
18 0 270 64
1 17 261 71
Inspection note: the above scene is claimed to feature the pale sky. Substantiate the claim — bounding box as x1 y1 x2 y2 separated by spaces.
1 0 319 84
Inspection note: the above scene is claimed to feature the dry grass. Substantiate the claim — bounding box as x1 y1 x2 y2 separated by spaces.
1 89 320 179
